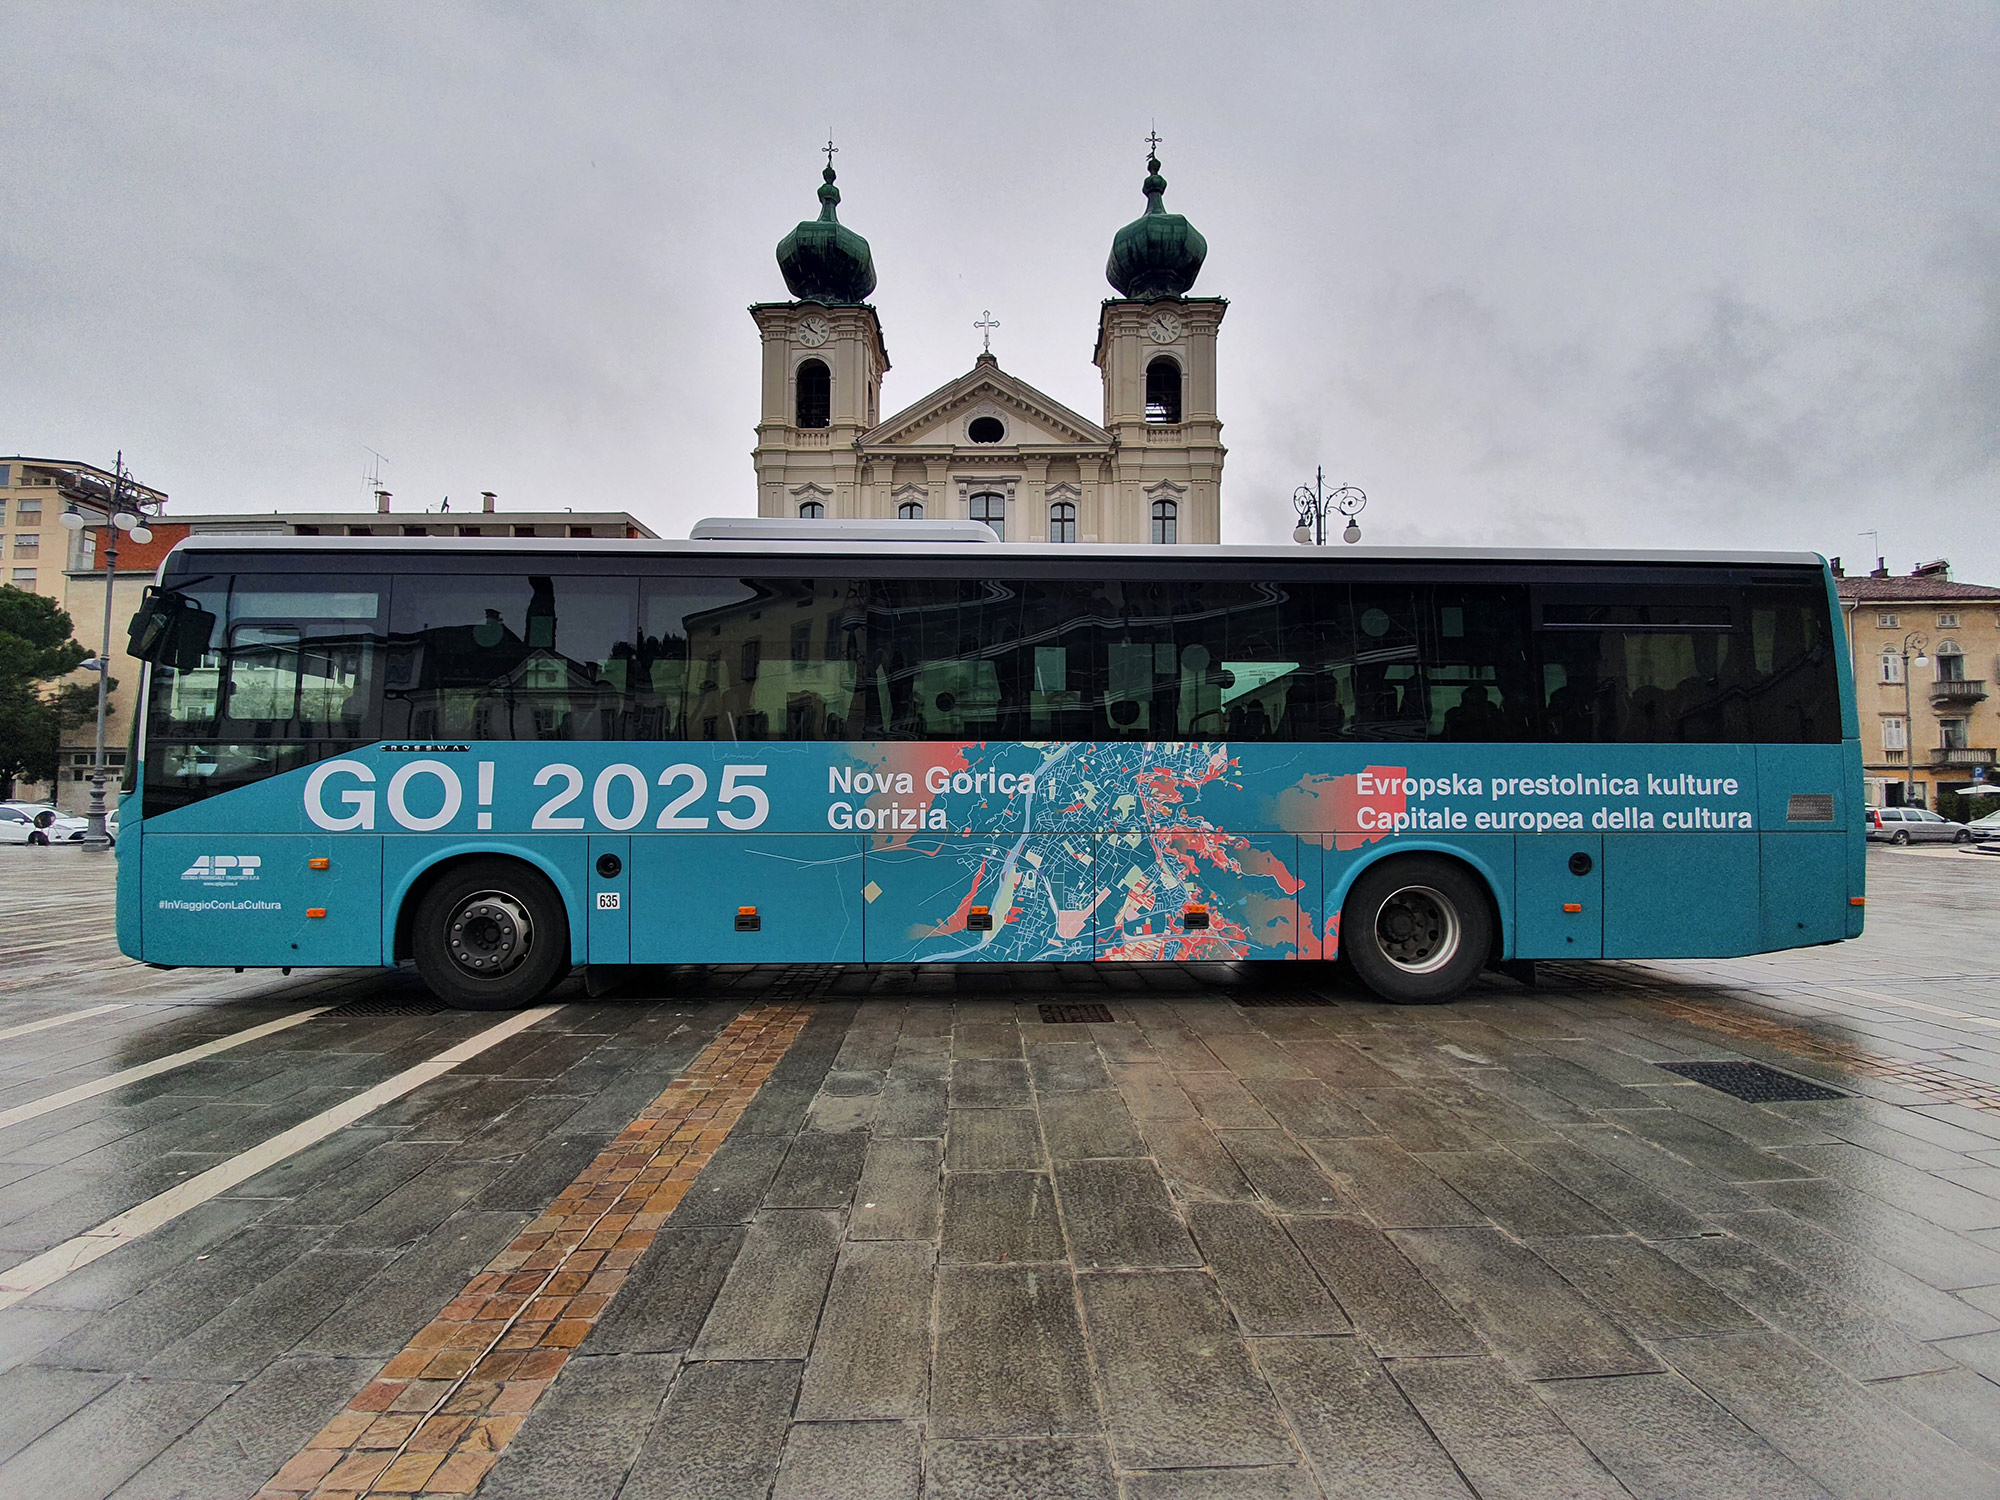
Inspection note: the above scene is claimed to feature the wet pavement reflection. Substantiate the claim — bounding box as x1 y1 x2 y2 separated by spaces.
0 844 1997 1498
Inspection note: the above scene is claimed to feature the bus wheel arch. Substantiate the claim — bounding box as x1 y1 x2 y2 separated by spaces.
1336 850 1500 1005
398 853 573 1010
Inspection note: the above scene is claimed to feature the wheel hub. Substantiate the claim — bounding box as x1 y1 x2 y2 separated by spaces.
1376 885 1461 975
446 891 533 978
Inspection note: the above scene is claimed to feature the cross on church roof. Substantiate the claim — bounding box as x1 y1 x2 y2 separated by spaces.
823 136 838 170
974 309 1000 354
1145 128 1163 156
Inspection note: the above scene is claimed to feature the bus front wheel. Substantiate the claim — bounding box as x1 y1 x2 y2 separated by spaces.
412 858 571 1010
1341 855 1492 1005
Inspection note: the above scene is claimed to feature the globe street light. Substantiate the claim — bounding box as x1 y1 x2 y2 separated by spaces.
1293 467 1367 546
54 454 157 848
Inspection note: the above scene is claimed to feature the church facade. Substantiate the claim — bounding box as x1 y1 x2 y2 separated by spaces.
751 151 1225 545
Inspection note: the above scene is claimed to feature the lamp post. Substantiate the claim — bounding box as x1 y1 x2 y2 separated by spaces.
1293 467 1367 546
1899 630 1929 808
55 455 154 849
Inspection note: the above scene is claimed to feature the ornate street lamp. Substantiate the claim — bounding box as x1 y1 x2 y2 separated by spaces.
1293 467 1367 545
55 454 156 849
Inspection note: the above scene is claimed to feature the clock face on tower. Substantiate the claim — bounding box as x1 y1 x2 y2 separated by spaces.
797 314 831 348
1145 311 1183 344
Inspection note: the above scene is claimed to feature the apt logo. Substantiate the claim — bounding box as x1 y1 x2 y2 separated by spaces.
181 855 263 887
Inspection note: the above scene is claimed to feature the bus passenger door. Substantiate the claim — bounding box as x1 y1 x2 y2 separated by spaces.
588 835 630 965
1513 835 1601 959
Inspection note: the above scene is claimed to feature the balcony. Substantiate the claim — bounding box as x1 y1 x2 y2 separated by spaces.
1931 679 1988 705
1931 746 1996 766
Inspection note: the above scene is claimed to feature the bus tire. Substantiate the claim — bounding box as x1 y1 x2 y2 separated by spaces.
1341 855 1492 1005
412 858 571 1011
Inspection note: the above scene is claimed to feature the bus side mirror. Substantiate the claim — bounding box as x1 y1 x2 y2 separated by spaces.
127 588 217 671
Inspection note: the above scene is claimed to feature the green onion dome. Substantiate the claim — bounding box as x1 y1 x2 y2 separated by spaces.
1106 154 1206 300
776 164 877 305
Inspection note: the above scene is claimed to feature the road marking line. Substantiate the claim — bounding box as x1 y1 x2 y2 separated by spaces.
0 1006 334 1132
0 1003 128 1042
256 997 819 1500
0 1005 560 1310
1830 985 2000 1030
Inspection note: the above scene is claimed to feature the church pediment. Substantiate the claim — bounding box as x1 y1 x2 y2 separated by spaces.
862 357 1111 450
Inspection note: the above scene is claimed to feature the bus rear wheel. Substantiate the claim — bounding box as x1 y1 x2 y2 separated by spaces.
413 858 571 1010
1341 855 1492 1005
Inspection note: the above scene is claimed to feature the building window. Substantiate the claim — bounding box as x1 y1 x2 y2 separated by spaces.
1882 716 1908 753
898 500 924 520
741 639 761 683
15 500 39 521
795 359 831 429
969 491 1006 540
1937 613 1959 628
798 499 825 519
968 416 1005 444
1145 357 1182 423
11 568 35 586
1877 612 1899 628
1151 497 1178 545
790 621 813 663
1049 499 1077 543
1936 646 1965 682
1880 651 1903 683
1942 718 1969 751
0 465 9 487
12 534 37 557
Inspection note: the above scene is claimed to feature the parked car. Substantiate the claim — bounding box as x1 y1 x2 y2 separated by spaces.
0 802 91 845
1966 808 2000 843
1866 806 1974 844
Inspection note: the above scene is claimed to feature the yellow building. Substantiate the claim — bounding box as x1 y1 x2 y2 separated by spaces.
1836 558 2000 818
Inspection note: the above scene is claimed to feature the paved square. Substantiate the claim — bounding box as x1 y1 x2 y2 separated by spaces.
1 845 1998 1497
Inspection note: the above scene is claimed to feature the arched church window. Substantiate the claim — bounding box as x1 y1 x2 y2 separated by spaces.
1049 500 1077 544
796 359 830 429
969 491 1006 541
898 500 924 520
1145 357 1182 424
798 499 825 519
1151 497 1177 545
968 416 1005 444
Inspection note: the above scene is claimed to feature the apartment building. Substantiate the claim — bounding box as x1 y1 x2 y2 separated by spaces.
1837 558 2000 818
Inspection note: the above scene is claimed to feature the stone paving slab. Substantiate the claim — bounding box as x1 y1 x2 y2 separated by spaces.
0 847 1999 1495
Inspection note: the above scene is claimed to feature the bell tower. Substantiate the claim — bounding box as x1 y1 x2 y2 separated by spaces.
751 148 890 520
1093 145 1225 544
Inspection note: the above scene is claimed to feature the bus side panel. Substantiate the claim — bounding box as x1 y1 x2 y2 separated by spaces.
631 834 865 964
117 800 143 961
144 833 383 967
383 837 589 966
1098 833 1302 961
1755 743 1852 950
1514 835 1602 959
588 835 631 965
862 834 1094 963
1845 742 1867 938
1603 834 1758 957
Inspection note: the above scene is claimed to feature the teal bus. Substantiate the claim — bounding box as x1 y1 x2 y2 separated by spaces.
119 524 1863 1007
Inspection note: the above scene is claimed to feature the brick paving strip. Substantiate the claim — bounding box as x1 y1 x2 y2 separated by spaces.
256 999 815 1499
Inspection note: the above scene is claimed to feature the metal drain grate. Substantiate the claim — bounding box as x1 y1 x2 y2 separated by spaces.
321 997 450 1018
1234 992 1335 1009
1039 1002 1115 1025
1658 1059 1846 1102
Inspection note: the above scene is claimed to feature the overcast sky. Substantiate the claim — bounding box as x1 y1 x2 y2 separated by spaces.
5 3 1997 578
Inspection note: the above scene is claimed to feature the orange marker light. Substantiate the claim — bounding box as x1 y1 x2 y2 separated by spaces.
308 857 330 870
1562 902 1583 914
306 907 327 919
1850 896 1866 906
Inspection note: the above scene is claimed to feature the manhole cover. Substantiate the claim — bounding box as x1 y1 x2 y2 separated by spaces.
321 998 449 1018
1658 1059 1846 1103
1039 1002 1115 1025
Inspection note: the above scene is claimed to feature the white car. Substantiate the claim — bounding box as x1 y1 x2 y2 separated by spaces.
1967 809 2000 843
0 802 91 845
